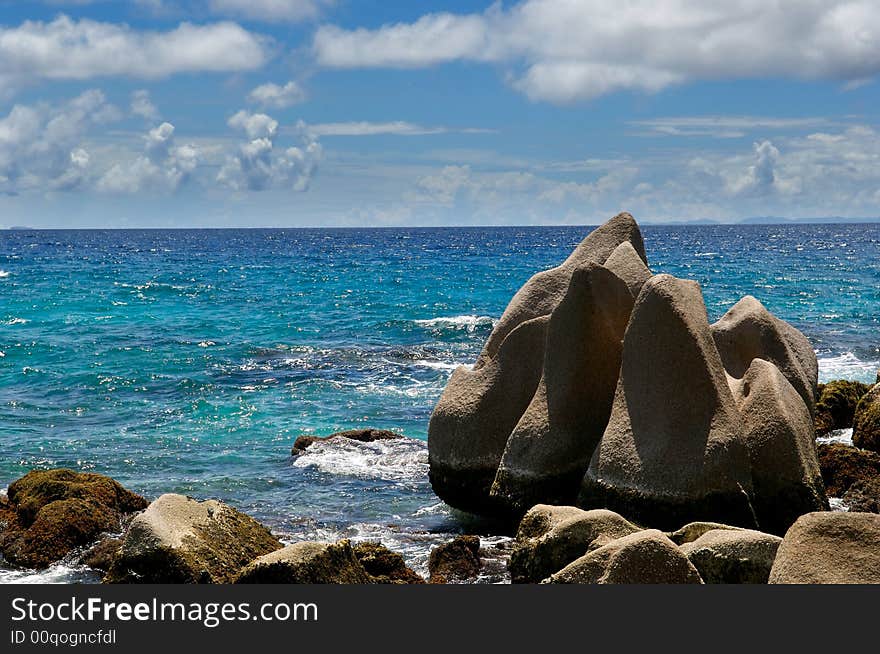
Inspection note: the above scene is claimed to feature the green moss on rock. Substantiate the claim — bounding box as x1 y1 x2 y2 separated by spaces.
352 542 424 584
814 380 871 435
852 385 880 453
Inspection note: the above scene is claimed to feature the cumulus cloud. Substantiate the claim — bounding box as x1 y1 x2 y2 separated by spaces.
131 90 160 122
209 0 330 22
313 1 880 103
247 81 307 109
97 121 200 194
0 89 119 194
218 113 322 191
0 15 270 95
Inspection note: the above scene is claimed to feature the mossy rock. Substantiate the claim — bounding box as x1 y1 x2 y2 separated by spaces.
352 542 424 584
814 380 871 435
0 469 147 570
428 535 481 584
843 478 880 513
852 385 880 453
817 442 880 496
235 540 372 584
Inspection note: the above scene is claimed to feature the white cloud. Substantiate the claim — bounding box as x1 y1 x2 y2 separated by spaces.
131 90 160 122
630 116 834 138
218 115 322 191
97 121 200 194
247 81 307 109
0 16 271 94
306 121 494 137
313 1 880 103
209 0 330 22
0 89 119 194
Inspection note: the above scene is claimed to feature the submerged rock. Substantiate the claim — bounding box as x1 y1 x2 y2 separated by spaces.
491 263 634 513
428 535 481 583
105 494 281 584
729 359 827 534
352 542 425 584
817 442 880 497
0 469 147 570
546 530 703 584
580 274 756 530
236 540 372 584
814 380 871 436
291 428 403 456
852 383 880 453
769 512 880 584
509 505 640 583
680 529 781 584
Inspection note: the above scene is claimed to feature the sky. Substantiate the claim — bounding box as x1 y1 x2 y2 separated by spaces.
0 0 879 227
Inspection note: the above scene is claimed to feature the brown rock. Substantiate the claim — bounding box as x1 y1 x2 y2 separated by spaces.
82 537 123 572
428 535 481 584
235 540 372 584
546 529 703 584
291 428 403 456
491 263 635 513
0 469 147 569
680 528 782 584
842 478 880 513
769 512 880 584
853 383 880 453
105 494 282 584
667 522 745 546
580 274 756 530
814 380 871 435
509 505 640 583
817 442 880 497
352 542 424 584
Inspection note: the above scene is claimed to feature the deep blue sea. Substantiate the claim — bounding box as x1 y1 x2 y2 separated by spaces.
1 224 879 582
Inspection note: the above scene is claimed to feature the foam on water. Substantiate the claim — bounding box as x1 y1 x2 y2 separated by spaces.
818 353 879 384
0 270 10 278
817 428 854 446
414 315 497 333
291 437 428 484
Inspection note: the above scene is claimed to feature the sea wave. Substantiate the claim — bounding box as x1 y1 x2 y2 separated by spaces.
817 428 853 446
0 270 10 278
817 352 879 383
291 436 428 483
2 317 28 325
414 315 497 333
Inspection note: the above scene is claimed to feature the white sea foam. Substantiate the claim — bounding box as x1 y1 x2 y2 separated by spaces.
292 436 428 483
817 428 853 446
828 497 850 512
412 360 469 372
2 317 28 325
818 352 879 383
0 270 10 278
414 315 497 332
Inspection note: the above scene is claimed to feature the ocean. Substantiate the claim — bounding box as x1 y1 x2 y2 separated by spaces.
1 223 878 583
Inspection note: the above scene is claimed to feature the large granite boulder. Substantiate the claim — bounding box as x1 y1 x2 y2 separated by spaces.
711 296 818 417
679 528 782 584
105 494 281 583
769 512 880 584
0 469 147 569
729 359 827 534
853 383 880 453
546 529 703 584
477 212 646 365
235 540 372 584
580 274 756 530
509 505 640 583
491 263 634 513
603 240 651 296
428 316 548 515
814 380 871 435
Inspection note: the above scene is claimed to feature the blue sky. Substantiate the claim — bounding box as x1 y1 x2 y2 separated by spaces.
1 1 879 227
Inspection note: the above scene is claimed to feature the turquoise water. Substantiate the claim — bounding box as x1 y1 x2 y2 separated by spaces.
1 224 878 580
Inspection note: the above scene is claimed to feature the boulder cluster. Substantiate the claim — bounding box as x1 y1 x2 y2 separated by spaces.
429 212 827 534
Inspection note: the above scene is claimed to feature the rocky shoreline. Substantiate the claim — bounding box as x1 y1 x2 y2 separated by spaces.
3 212 880 584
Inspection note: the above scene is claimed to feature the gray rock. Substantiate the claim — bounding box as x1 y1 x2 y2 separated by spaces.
509 505 640 583
711 295 818 417
680 528 782 584
235 540 372 584
105 494 281 584
729 359 828 534
769 512 880 584
546 529 703 584
603 240 651 296
428 316 548 515
580 274 756 530
477 212 646 366
491 263 634 513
